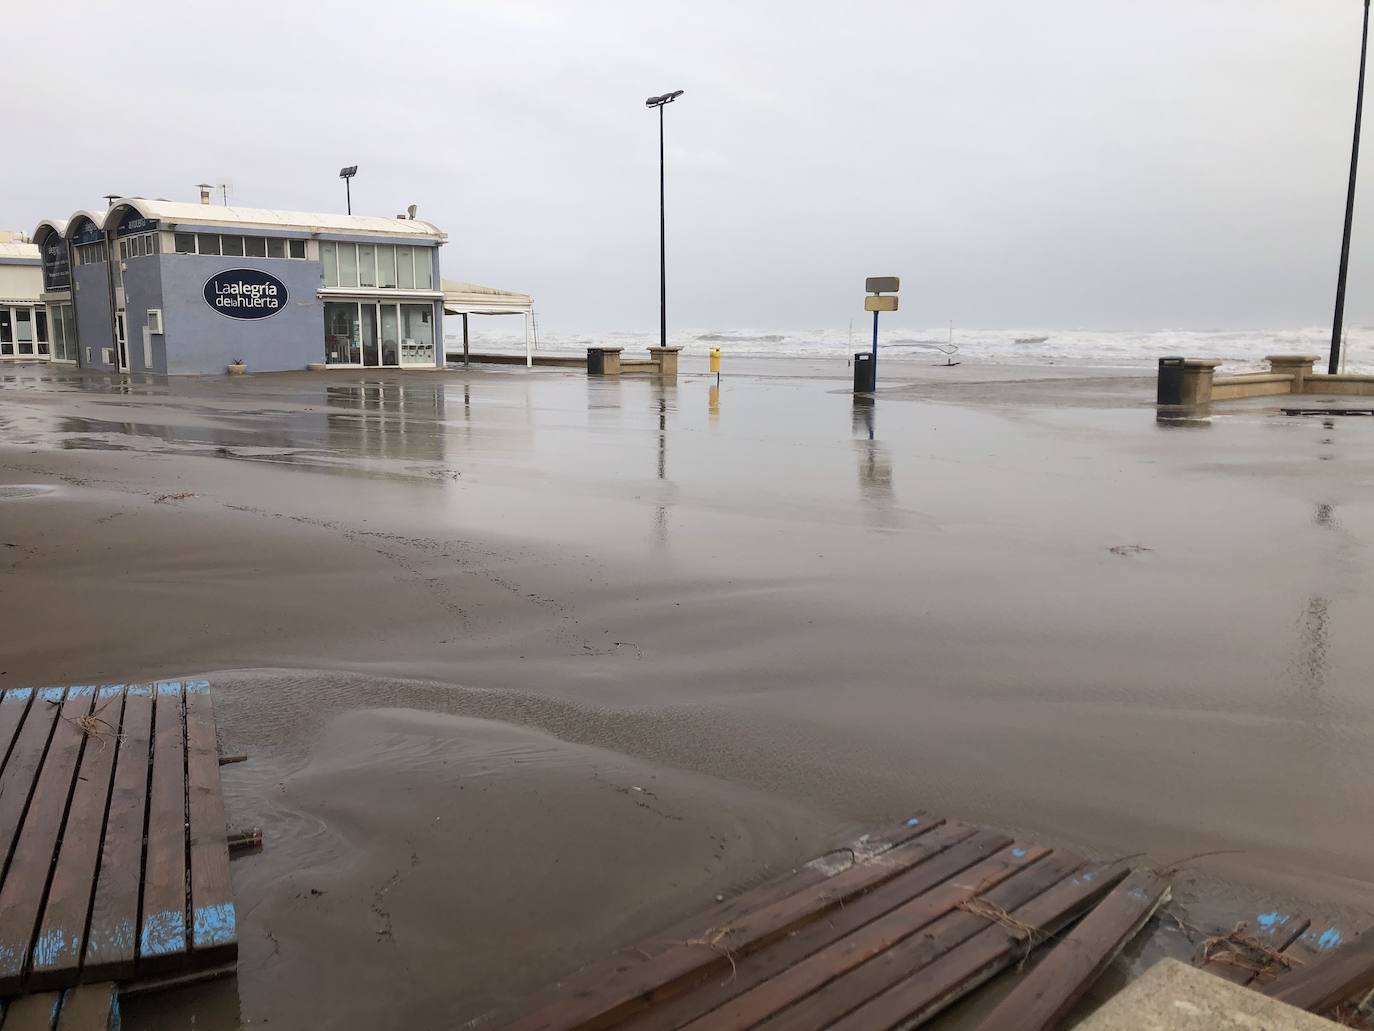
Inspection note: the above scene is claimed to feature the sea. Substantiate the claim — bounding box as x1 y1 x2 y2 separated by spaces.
445 326 1374 374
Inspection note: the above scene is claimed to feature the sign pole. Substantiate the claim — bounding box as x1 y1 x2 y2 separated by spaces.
871 310 879 382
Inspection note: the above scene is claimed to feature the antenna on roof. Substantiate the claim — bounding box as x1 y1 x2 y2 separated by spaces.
407 204 417 220
217 180 232 205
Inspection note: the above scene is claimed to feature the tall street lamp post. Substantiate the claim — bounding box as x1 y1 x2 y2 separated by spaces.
339 165 358 216
645 90 684 350
1331 0 1371 375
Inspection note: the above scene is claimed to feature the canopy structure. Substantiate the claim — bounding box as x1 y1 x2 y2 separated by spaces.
441 279 535 366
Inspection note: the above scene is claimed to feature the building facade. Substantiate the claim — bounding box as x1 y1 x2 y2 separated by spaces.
0 232 53 362
36 197 447 375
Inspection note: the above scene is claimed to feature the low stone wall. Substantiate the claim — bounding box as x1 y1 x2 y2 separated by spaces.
1211 373 1295 401
1160 354 1374 404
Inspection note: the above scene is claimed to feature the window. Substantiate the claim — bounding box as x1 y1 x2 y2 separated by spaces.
396 246 414 289
197 233 220 256
338 243 358 288
376 245 396 288
401 303 435 364
147 233 159 255
174 232 195 254
244 236 266 257
119 240 128 260
220 235 244 256
288 238 306 259
266 238 285 259
321 241 338 286
36 311 48 355
358 244 376 287
414 247 433 289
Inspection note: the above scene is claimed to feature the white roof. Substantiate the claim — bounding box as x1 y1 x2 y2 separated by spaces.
108 198 445 241
0 240 41 263
442 278 532 315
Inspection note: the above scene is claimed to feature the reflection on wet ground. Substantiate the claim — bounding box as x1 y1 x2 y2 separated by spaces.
6 361 1374 1027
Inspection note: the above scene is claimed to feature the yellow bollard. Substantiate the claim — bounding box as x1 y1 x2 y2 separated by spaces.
709 383 720 420
709 347 721 375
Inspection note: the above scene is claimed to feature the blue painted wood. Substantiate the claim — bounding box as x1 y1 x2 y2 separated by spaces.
0 688 96 993
137 683 188 974
185 681 236 965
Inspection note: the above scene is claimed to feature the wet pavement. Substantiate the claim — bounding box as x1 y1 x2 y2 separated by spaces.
1 358 1372 1027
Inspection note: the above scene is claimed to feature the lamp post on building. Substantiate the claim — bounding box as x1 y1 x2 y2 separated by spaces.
339 165 358 215
645 90 684 350
1330 0 1371 375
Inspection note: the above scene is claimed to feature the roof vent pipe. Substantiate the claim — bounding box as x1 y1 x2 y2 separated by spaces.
196 183 213 205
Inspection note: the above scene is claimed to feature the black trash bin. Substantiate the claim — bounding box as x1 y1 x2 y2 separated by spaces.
587 347 605 375
1157 356 1186 405
854 352 876 392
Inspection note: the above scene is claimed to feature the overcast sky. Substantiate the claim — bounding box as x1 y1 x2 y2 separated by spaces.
7 0 1374 332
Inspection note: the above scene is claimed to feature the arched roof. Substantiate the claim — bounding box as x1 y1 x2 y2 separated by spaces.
33 219 68 242
63 210 107 240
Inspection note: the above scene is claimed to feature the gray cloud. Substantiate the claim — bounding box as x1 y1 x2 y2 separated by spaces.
7 0 1373 332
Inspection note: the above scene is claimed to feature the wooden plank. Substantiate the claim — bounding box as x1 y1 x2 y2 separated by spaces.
29 687 126 989
1262 935 1374 1014
0 687 96 993
970 873 1171 1031
1252 922 1360 989
184 681 236 966
497 814 944 1029
752 853 1090 1031
1 991 62 1031
137 682 188 974
53 982 117 1031
618 831 1021 1031
82 685 153 981
1201 911 1310 985
677 838 1047 1031
0 689 66 874
822 862 1131 1031
0 689 35 777
500 820 980 1031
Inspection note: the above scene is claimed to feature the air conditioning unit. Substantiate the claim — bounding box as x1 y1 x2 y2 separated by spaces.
147 309 164 334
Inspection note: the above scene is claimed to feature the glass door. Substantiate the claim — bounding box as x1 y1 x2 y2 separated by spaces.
15 308 34 356
0 309 12 357
360 304 380 367
36 310 49 358
324 301 361 364
115 311 129 372
379 304 399 367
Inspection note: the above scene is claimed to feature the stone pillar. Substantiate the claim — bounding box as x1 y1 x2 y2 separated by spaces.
1266 354 1321 393
1174 359 1220 405
648 346 682 378
588 346 624 375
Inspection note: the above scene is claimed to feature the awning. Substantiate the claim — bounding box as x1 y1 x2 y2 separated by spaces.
441 279 532 316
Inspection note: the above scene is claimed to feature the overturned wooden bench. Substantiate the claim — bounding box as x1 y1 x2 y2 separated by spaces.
0 681 238 1022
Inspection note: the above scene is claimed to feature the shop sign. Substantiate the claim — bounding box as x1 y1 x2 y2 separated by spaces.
203 268 288 320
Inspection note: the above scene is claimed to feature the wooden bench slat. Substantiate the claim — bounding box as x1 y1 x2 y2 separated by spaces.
83 686 154 981
0 690 35 779
0 688 96 994
1262 935 1374 1014
823 862 1130 1031
500 820 979 1031
1 990 62 1031
184 681 236 966
29 688 126 989
137 683 188 974
678 836 1045 1031
53 982 117 1031
0 689 66 880
619 830 1018 1031
970 873 1170 1031
752 853 1091 1031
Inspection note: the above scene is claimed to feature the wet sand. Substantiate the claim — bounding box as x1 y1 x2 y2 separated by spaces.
2 359 1373 1026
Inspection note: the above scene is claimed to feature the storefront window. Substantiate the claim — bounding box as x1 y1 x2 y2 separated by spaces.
376 245 396 288
339 244 358 288
175 233 195 254
266 238 285 259
221 235 245 256
321 241 338 286
197 233 220 256
414 248 433 289
324 301 361 365
401 304 434 365
396 247 414 289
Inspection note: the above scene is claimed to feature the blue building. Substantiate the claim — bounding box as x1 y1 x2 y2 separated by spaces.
37 195 448 375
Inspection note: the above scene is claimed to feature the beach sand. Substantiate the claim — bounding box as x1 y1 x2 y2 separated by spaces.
2 358 1373 1027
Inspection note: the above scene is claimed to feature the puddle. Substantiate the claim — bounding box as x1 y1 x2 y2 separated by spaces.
0 485 56 501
